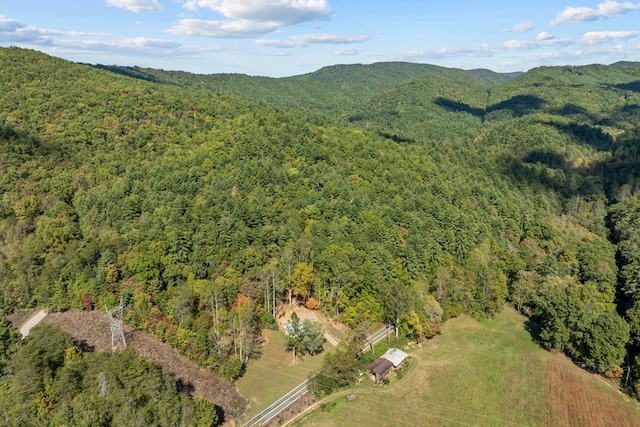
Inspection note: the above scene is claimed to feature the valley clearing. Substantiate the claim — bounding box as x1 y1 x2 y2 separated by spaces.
293 307 640 427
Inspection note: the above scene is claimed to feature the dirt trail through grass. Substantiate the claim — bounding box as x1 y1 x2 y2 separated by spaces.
293 307 640 427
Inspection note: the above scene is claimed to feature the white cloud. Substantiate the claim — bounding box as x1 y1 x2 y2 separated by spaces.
504 21 534 33
502 40 529 50
578 43 640 61
169 19 279 38
0 15 225 61
47 36 229 62
0 15 131 46
581 30 640 45
176 0 331 38
536 32 554 41
0 16 51 44
106 0 164 13
255 38 297 48
334 47 364 56
293 33 369 44
122 37 181 49
0 17 22 33
395 33 573 62
256 32 369 48
396 45 495 61
182 0 330 25
501 32 572 51
550 1 640 26
55 37 188 56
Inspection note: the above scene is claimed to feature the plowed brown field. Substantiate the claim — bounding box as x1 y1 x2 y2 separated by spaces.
545 354 640 427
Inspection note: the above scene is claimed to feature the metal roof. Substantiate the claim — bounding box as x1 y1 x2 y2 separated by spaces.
380 348 408 367
367 358 394 376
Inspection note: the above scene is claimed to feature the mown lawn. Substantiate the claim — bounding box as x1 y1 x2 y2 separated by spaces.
236 328 330 419
294 307 640 427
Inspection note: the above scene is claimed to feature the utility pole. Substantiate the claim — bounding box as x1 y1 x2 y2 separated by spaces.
106 296 126 350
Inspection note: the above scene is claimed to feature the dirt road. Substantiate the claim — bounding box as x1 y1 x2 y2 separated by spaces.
19 309 48 337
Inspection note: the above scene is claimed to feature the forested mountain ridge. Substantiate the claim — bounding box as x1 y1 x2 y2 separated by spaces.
609 61 640 69
93 60 514 114
487 64 640 127
351 62 640 130
2 46 640 423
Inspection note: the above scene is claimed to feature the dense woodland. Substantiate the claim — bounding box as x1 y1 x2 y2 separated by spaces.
2 46 640 420
0 322 217 426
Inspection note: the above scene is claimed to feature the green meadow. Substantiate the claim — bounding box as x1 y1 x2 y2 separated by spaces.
294 308 640 427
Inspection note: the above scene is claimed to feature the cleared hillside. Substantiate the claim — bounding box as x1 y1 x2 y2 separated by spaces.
40 310 247 417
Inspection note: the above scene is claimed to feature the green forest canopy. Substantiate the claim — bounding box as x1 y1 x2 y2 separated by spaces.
0 323 218 427
2 47 640 401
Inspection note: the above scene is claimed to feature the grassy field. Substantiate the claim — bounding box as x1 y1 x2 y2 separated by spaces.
236 328 331 420
293 307 640 427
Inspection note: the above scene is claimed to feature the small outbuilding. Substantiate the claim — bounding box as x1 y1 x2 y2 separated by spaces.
367 358 394 383
367 348 408 383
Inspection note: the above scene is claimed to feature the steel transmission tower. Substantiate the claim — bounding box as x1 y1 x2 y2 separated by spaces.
105 297 126 350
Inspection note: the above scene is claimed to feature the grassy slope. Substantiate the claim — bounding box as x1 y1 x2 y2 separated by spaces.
294 308 640 427
236 329 330 419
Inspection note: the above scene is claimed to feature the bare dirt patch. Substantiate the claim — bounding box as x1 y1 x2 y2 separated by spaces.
276 304 348 346
545 354 640 427
41 310 247 421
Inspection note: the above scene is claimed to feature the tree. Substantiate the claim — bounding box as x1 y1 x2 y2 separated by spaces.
509 270 541 315
191 396 218 427
383 282 413 338
290 262 317 302
626 296 640 346
230 294 260 367
577 310 630 374
284 312 325 361
316 243 360 316
535 278 629 373
7 46 640 401
0 316 20 375
285 312 303 362
1 323 220 427
173 284 196 327
280 244 295 307
258 258 280 321
299 319 325 356
11 325 74 397
310 341 360 397
576 238 617 301
420 295 444 338
3 325 75 425
537 277 587 352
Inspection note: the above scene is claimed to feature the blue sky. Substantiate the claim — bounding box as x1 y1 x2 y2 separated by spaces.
1 0 639 77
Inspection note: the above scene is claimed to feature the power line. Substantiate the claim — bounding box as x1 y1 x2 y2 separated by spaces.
116 305 583 425
105 296 126 350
